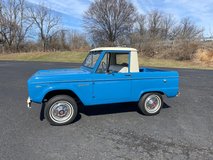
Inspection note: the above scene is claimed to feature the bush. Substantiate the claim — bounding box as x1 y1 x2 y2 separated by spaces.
169 41 200 60
138 40 200 61
195 49 213 63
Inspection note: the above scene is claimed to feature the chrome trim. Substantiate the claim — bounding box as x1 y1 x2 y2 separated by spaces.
27 97 32 108
145 95 161 113
49 101 74 124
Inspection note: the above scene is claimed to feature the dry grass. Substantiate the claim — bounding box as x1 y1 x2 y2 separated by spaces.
194 49 213 66
0 51 87 63
139 57 213 70
0 51 212 70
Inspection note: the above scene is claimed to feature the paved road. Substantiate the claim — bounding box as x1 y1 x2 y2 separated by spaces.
0 61 213 160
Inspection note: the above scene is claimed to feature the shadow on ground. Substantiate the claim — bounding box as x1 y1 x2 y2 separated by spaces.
40 102 171 122
80 102 171 116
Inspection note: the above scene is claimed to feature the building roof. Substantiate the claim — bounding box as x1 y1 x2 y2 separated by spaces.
90 47 137 52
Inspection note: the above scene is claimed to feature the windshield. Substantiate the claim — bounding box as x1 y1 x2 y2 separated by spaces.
82 51 101 68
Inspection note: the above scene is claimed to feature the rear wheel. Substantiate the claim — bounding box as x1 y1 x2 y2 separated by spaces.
138 92 163 115
45 95 78 126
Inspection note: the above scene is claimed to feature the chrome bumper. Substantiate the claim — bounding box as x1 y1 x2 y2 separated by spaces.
27 97 32 108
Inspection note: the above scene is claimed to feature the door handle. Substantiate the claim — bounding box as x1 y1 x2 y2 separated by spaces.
125 74 131 77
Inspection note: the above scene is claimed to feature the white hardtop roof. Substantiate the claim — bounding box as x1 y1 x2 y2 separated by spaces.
90 47 137 52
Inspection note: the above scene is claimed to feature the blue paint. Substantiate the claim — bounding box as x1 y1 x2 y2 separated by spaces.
27 50 179 106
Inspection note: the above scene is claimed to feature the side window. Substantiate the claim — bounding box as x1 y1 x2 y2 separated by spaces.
96 52 129 73
97 53 109 73
115 53 129 66
108 53 129 73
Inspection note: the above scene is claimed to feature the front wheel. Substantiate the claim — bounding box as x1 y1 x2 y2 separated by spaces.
138 93 163 115
45 95 78 126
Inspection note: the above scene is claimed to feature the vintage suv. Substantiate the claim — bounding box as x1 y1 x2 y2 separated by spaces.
27 47 179 125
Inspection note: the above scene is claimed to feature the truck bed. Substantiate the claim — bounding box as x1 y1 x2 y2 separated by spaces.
140 67 168 72
129 67 179 99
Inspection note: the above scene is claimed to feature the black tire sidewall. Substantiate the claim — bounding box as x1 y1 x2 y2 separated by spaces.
45 95 78 126
138 92 163 116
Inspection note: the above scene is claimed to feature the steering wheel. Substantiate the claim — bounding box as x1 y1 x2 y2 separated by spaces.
121 63 128 66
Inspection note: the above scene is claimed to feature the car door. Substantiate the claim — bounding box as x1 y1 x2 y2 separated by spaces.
92 52 132 104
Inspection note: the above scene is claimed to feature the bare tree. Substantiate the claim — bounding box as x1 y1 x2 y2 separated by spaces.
59 30 68 50
175 17 203 40
83 0 137 46
0 0 17 50
69 30 89 50
147 10 163 39
158 17 203 60
136 15 147 38
131 14 147 50
0 0 6 50
0 0 32 52
48 29 69 51
160 14 174 40
15 0 33 51
29 3 60 51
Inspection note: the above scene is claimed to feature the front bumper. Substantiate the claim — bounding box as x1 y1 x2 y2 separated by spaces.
27 97 32 108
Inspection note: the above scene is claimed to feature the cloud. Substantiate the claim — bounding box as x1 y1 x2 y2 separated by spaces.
26 0 91 32
26 0 90 19
131 0 213 36
163 0 213 36
27 0 213 36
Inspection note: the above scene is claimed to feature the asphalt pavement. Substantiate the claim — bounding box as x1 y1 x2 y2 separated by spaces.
0 61 213 160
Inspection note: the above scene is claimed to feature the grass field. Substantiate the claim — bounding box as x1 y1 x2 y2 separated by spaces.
0 51 212 70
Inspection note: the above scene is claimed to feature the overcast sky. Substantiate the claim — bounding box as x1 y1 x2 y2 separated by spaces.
26 0 213 36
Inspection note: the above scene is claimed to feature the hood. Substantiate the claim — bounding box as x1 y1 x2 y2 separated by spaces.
28 68 91 84
33 68 89 77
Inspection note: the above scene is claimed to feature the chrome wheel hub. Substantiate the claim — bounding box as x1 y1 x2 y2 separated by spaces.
145 95 161 113
49 101 73 123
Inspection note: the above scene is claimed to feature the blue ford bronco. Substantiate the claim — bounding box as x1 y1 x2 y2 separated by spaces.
27 47 179 126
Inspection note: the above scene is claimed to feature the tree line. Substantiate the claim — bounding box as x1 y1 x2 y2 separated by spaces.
84 0 203 60
0 0 205 60
0 0 89 53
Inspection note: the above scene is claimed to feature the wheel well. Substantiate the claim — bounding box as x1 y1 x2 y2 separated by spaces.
140 91 164 98
43 90 80 103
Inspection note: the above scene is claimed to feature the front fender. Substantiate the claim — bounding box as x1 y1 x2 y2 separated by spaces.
29 82 93 105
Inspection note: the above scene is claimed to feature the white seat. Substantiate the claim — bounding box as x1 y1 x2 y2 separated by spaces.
109 65 128 73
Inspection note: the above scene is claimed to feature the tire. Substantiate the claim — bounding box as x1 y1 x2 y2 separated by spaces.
45 95 78 126
138 92 163 116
